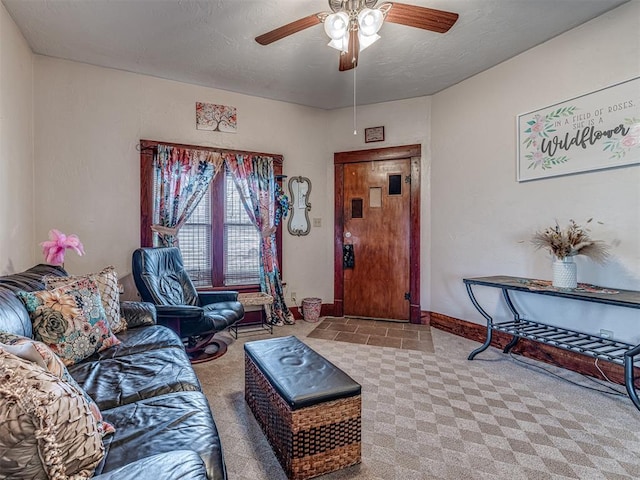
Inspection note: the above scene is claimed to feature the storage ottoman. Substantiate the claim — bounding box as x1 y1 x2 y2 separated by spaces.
244 336 361 480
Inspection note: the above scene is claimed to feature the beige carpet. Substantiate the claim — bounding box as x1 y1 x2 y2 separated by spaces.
194 319 640 479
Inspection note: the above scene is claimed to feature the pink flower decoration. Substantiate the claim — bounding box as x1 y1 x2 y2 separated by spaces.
40 229 85 266
621 125 640 148
529 114 545 133
532 151 544 167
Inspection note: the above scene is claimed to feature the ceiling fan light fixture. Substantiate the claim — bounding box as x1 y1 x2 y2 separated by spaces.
254 0 458 73
357 8 384 37
324 11 350 40
328 33 350 52
357 31 380 51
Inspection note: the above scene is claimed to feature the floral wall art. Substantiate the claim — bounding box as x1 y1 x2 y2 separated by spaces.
517 77 639 181
196 102 237 133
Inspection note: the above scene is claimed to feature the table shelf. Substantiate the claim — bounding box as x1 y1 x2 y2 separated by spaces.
492 319 634 365
464 276 640 411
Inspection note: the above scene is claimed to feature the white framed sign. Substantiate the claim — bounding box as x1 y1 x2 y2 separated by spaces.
517 77 640 182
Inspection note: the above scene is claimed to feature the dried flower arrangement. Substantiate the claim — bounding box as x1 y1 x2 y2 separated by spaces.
531 219 609 263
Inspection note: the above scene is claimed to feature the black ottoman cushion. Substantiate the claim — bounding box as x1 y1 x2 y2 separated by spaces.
244 335 361 409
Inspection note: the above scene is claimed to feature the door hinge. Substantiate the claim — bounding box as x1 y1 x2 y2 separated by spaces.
404 175 411 184
404 292 410 301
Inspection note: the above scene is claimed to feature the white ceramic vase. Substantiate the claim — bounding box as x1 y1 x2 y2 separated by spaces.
552 256 577 289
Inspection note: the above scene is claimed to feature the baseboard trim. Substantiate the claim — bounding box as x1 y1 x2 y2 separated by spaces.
429 311 633 386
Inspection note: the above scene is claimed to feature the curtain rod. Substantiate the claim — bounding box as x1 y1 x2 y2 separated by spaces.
137 140 284 162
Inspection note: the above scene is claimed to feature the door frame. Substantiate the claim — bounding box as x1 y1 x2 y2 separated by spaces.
334 144 421 323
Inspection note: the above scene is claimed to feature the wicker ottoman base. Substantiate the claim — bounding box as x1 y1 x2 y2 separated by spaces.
245 354 361 480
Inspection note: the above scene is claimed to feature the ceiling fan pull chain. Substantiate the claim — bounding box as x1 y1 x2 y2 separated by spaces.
353 66 357 135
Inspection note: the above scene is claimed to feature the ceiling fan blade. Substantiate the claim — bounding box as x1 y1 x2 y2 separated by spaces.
255 14 323 45
339 33 359 71
385 2 458 33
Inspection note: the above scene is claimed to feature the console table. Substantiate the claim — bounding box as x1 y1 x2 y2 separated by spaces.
464 276 640 411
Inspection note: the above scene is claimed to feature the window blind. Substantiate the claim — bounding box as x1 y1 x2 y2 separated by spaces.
223 169 260 286
177 186 212 287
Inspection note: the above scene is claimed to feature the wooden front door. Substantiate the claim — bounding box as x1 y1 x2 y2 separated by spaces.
342 159 411 320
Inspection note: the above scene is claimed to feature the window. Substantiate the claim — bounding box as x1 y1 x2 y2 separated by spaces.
176 187 212 287
222 169 261 285
140 140 283 291
178 168 261 287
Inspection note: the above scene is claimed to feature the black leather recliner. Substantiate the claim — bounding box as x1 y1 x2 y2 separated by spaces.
132 247 244 362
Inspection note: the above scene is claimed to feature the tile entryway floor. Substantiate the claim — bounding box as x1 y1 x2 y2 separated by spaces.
306 316 434 352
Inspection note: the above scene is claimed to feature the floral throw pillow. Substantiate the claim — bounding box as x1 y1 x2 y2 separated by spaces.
0 334 115 437
45 265 128 334
0 348 104 478
17 277 120 366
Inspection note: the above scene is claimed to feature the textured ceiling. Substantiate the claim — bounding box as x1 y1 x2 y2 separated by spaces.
2 0 628 109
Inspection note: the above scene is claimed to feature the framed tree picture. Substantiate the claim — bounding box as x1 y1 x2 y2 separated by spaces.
196 102 237 133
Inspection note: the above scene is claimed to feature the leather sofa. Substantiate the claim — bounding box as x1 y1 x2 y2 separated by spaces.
0 264 226 480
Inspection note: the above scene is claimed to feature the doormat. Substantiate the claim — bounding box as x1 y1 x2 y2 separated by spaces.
307 316 434 353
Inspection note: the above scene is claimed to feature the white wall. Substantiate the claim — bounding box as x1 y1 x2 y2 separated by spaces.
431 2 640 342
0 3 34 273
32 54 432 307
33 57 331 302
327 97 432 307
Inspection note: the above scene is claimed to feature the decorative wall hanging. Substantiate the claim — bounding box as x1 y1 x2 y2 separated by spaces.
517 77 639 182
287 176 311 236
196 102 237 133
365 126 385 143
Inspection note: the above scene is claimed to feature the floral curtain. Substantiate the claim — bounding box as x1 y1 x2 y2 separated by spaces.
152 145 223 246
225 153 294 326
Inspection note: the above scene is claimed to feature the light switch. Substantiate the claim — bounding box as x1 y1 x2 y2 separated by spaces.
313 218 322 227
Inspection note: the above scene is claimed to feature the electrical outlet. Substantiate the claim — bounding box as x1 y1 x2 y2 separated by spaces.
291 292 297 303
313 218 321 227
600 329 613 339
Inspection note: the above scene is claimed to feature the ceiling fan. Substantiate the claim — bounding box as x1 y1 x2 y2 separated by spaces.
255 0 459 71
